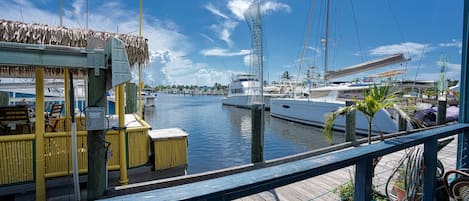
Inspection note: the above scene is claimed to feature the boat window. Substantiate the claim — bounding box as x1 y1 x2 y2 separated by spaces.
309 90 330 98
337 89 364 100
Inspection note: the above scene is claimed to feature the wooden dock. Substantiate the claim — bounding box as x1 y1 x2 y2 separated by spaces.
236 136 457 201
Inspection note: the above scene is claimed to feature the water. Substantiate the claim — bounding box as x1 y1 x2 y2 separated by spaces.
144 94 345 174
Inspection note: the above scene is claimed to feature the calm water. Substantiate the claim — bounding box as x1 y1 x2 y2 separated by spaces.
144 94 345 174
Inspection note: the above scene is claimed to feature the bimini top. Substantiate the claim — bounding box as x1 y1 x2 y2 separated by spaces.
0 19 149 78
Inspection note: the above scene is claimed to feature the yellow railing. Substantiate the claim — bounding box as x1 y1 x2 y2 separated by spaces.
0 134 35 185
0 115 150 186
128 114 150 168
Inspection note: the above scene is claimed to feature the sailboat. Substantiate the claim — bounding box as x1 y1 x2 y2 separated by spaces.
269 0 410 135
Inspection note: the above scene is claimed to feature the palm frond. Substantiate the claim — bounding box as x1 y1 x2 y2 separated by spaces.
324 105 355 143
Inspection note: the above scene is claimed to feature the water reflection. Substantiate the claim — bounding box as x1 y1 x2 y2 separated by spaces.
147 94 347 174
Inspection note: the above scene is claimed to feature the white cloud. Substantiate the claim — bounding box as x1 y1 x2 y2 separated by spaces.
206 0 290 47
261 1 292 14
201 48 250 56
440 39 462 54
0 0 230 86
439 39 462 48
205 3 229 19
228 0 290 20
228 0 252 20
368 42 430 58
210 20 238 47
200 33 215 44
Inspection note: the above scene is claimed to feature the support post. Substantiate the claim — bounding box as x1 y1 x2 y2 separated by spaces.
87 69 107 200
64 68 71 131
423 137 438 200
115 86 119 115
345 101 356 142
354 158 372 201
458 0 469 169
125 83 137 114
35 68 46 201
251 104 264 163
437 100 447 125
118 84 128 185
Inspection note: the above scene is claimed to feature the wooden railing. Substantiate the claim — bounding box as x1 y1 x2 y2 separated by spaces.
102 123 469 201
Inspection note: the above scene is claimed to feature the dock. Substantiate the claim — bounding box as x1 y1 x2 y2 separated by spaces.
236 136 457 201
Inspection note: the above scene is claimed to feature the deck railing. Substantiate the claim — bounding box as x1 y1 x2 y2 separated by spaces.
0 114 150 186
103 123 469 201
0 134 35 185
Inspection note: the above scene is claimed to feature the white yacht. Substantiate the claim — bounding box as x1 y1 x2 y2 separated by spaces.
270 83 401 135
222 74 284 109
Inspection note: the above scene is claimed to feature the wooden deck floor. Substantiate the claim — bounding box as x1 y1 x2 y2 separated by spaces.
237 136 458 201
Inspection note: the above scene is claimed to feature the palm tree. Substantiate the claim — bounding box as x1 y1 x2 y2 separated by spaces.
323 84 405 144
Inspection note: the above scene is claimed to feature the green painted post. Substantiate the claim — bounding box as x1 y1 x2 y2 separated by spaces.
398 115 407 132
87 69 107 200
125 83 137 114
345 101 356 142
437 100 447 125
0 91 9 106
251 104 264 163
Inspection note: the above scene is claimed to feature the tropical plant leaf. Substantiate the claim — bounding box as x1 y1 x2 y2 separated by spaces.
323 83 404 144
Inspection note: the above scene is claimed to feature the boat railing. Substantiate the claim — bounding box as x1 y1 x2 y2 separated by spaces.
102 123 469 200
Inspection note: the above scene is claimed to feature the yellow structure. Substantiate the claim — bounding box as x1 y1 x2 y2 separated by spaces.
0 19 150 200
149 128 188 170
0 114 150 186
35 68 46 201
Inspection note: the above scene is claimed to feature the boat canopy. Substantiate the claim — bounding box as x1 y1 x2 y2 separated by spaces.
325 53 409 80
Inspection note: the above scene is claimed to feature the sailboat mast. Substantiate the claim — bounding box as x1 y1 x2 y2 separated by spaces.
324 0 331 82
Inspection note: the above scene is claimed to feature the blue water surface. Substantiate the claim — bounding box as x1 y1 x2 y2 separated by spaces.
144 94 345 174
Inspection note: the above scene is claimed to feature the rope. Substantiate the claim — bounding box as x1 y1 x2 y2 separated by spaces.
295 0 317 86
348 0 366 62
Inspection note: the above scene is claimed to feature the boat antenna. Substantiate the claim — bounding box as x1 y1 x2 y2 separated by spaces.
324 0 331 83
295 0 316 86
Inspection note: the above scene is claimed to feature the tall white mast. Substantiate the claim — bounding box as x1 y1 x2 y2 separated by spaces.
324 0 331 82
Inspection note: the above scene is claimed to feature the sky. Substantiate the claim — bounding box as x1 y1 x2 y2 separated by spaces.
0 0 464 86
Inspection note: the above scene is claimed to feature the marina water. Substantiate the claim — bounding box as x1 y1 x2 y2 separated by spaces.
144 94 345 174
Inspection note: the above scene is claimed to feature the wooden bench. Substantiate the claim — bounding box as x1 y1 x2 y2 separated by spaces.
0 105 34 134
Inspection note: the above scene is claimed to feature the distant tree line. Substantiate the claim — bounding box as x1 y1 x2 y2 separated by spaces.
147 83 228 95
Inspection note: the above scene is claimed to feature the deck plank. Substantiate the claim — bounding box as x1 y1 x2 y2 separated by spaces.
236 136 459 201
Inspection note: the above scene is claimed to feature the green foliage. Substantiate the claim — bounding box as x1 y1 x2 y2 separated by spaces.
323 84 402 144
333 179 387 201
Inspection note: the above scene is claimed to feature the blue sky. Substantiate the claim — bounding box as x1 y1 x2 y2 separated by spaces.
0 0 464 86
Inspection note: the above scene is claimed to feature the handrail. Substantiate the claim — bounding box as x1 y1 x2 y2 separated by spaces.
101 123 469 201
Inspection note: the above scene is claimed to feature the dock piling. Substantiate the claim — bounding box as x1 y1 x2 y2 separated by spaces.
251 104 264 163
437 100 447 125
345 101 356 143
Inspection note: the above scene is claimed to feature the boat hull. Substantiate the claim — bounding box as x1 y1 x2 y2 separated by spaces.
221 95 276 109
270 98 399 135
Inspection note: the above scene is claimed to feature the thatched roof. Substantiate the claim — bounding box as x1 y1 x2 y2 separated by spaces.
0 19 149 78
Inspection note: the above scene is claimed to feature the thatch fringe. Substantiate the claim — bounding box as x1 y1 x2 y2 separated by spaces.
0 67 88 78
0 19 149 67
